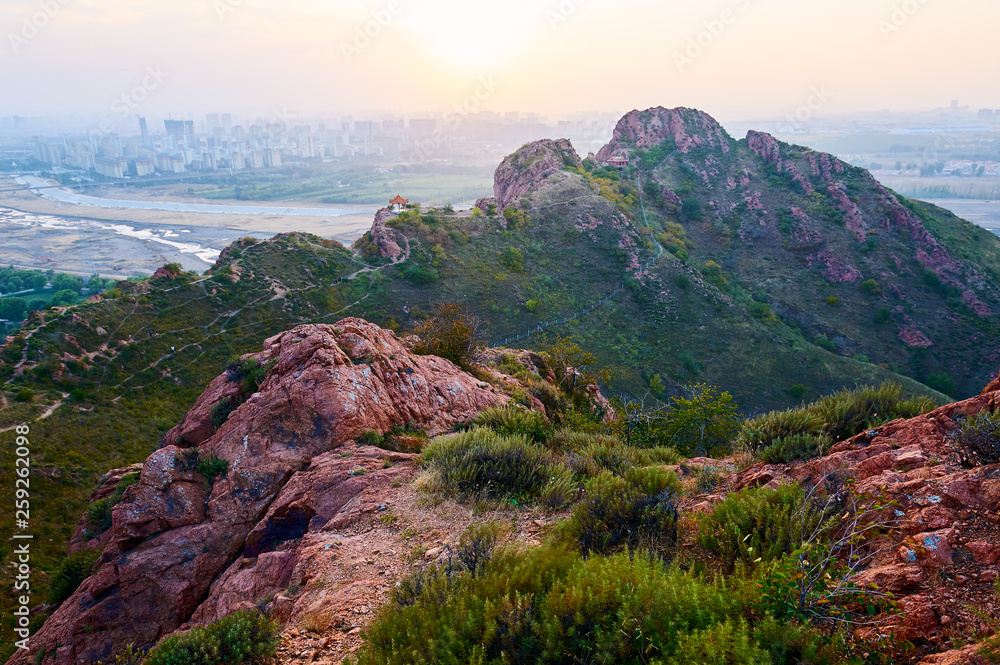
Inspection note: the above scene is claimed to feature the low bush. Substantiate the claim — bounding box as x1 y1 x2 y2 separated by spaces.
955 409 1000 466
733 410 825 456
84 472 141 537
412 302 482 368
354 541 759 665
47 548 101 605
697 483 831 573
421 428 562 502
734 383 937 460
812 383 935 443
144 609 279 665
563 468 680 557
196 454 229 483
472 405 553 444
757 434 831 465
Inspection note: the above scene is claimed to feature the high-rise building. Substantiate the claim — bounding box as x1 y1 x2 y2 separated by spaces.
164 119 195 138
207 113 221 130
139 117 150 147
221 113 233 130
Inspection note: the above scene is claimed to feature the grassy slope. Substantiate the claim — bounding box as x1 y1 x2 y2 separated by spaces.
3 134 989 652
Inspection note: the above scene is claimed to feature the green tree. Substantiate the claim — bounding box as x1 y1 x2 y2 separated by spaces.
499 247 524 273
0 297 27 321
52 273 84 294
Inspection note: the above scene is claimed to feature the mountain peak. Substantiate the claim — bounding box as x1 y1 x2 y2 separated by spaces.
479 137 582 212
597 106 733 162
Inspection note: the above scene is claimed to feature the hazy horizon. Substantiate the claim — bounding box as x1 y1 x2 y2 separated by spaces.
2 0 998 124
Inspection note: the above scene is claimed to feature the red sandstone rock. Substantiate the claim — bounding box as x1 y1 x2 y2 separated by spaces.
365 207 402 259
487 138 582 211
597 107 731 163
15 319 506 665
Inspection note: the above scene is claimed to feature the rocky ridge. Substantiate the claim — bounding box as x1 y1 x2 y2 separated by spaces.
11 319 508 664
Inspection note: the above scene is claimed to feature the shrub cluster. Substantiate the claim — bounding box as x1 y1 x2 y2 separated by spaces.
472 405 554 444
144 610 279 665
412 303 482 368
564 468 680 557
353 542 831 665
697 484 831 573
734 383 936 462
421 428 563 503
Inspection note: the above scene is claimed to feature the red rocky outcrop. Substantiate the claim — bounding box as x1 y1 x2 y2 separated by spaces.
482 138 582 211
718 384 1000 663
14 319 507 665
597 107 732 163
365 207 402 259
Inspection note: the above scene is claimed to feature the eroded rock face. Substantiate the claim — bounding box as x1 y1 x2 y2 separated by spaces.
596 106 732 163
487 138 582 211
16 319 506 665
366 207 402 259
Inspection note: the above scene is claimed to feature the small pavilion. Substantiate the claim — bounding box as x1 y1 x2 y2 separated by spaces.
390 194 409 212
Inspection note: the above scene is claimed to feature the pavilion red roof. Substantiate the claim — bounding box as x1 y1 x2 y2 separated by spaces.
390 194 409 205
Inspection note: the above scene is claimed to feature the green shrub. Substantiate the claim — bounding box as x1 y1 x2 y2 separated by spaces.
540 467 577 510
144 609 279 665
412 302 482 368
813 334 837 352
757 434 830 464
196 455 229 483
926 373 956 397
421 428 561 502
15 388 34 402
735 383 937 457
356 543 744 665
356 430 385 447
859 279 882 297
211 398 236 430
955 410 1000 466
697 484 830 573
84 472 141 537
812 383 935 443
47 548 101 605
733 410 825 455
471 405 553 443
667 619 772 665
564 469 680 556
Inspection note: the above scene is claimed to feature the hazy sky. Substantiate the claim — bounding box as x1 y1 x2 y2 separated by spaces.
2 0 998 123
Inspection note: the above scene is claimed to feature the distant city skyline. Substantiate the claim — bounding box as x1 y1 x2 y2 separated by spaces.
1 0 998 123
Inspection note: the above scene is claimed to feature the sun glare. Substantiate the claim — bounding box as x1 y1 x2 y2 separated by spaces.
399 0 538 71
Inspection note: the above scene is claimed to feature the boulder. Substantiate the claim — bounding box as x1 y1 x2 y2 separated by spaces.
15 319 505 665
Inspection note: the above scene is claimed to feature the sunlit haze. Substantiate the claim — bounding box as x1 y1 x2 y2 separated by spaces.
2 0 998 124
